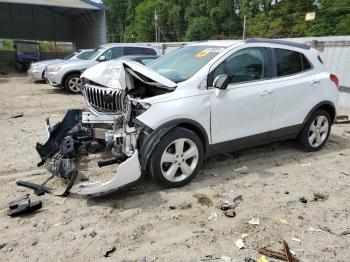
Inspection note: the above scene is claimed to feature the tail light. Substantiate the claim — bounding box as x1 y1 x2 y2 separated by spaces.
330 74 339 89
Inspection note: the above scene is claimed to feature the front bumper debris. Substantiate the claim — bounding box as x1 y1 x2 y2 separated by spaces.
35 109 142 196
73 150 141 195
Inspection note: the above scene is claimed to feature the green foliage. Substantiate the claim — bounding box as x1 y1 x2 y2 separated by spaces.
103 0 350 42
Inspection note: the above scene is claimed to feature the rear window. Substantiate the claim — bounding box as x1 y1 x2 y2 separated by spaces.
275 48 312 77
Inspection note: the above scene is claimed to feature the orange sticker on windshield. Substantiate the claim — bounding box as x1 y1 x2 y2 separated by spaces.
195 50 210 58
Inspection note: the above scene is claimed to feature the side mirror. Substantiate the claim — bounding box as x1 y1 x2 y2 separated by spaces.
213 74 229 90
97 55 106 62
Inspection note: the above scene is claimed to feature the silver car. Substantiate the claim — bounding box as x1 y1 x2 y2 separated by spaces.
27 49 92 82
45 44 160 93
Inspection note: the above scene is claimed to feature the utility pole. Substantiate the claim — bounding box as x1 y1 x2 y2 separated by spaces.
242 15 246 40
154 10 158 42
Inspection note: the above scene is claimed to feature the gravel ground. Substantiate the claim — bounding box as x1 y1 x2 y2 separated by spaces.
0 75 350 262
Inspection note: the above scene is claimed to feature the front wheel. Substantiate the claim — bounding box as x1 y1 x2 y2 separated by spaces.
64 73 83 94
298 109 331 152
148 127 204 188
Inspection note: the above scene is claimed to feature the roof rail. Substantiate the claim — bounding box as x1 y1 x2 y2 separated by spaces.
245 38 310 50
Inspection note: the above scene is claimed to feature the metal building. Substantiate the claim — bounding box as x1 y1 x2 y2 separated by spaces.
0 0 107 49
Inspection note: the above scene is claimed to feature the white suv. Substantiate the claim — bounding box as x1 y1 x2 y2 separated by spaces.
36 39 339 195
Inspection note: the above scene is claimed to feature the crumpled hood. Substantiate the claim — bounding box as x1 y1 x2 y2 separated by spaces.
81 60 177 90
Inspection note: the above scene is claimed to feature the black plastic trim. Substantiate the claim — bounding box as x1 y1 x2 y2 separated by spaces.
303 101 336 124
245 38 310 50
209 124 302 155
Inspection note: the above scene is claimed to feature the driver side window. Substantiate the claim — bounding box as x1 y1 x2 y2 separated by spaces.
102 47 123 61
209 47 269 86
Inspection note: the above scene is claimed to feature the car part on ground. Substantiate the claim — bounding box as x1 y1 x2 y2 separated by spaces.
7 195 42 217
35 39 339 196
16 180 52 196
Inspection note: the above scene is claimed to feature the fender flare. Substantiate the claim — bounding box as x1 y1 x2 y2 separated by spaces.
302 101 336 126
138 119 210 170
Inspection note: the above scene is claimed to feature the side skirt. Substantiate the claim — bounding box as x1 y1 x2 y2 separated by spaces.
208 124 302 156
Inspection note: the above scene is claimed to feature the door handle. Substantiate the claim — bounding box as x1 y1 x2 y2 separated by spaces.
311 80 320 87
260 90 273 97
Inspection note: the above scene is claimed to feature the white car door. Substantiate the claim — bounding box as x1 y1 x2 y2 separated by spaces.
269 48 322 134
209 47 275 148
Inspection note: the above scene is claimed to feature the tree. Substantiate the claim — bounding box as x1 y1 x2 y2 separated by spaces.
185 16 214 40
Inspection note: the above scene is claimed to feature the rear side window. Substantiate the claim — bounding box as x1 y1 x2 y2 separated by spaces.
141 48 157 55
275 48 312 77
124 47 156 56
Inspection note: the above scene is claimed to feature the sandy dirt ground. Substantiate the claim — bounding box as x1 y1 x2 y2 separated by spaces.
0 75 350 262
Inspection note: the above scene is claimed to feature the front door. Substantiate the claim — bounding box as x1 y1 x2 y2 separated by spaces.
209 47 275 149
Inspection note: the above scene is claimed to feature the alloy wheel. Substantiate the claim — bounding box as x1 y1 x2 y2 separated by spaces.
308 115 329 147
160 138 199 182
68 77 82 93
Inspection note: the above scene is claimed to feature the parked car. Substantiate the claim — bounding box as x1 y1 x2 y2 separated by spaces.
28 49 93 82
36 39 339 196
14 40 40 72
116 55 159 65
45 44 160 93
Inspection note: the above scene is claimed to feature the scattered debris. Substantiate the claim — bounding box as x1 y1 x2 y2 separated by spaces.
284 191 289 195
292 237 301 243
178 202 192 210
308 227 323 232
7 195 42 217
259 245 299 261
224 209 236 218
31 240 38 246
300 163 311 167
16 180 52 196
11 112 24 118
248 217 260 225
334 115 350 124
232 195 243 206
282 239 294 262
194 194 213 206
280 219 289 225
313 192 329 202
169 205 176 210
340 172 350 176
89 231 97 238
257 256 269 262
103 246 116 257
235 238 245 249
233 166 248 174
208 212 217 221
53 221 65 227
220 255 232 261
0 243 7 250
245 258 256 262
340 230 350 236
258 240 299 261
299 197 308 203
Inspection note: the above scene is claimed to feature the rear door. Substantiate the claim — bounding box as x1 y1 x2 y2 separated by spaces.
269 48 321 135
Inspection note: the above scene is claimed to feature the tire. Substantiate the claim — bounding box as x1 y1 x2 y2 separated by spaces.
298 109 331 152
64 73 83 94
148 127 204 188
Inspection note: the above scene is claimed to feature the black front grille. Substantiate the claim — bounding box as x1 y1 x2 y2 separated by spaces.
84 84 126 113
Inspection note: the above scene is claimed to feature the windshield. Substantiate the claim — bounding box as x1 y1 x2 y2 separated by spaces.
76 50 94 60
80 47 106 60
64 51 79 60
148 45 225 83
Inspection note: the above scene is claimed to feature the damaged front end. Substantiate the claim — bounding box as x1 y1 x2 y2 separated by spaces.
35 60 176 196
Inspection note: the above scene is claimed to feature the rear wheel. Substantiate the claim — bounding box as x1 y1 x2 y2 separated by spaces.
64 73 82 94
148 127 204 188
298 109 331 152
